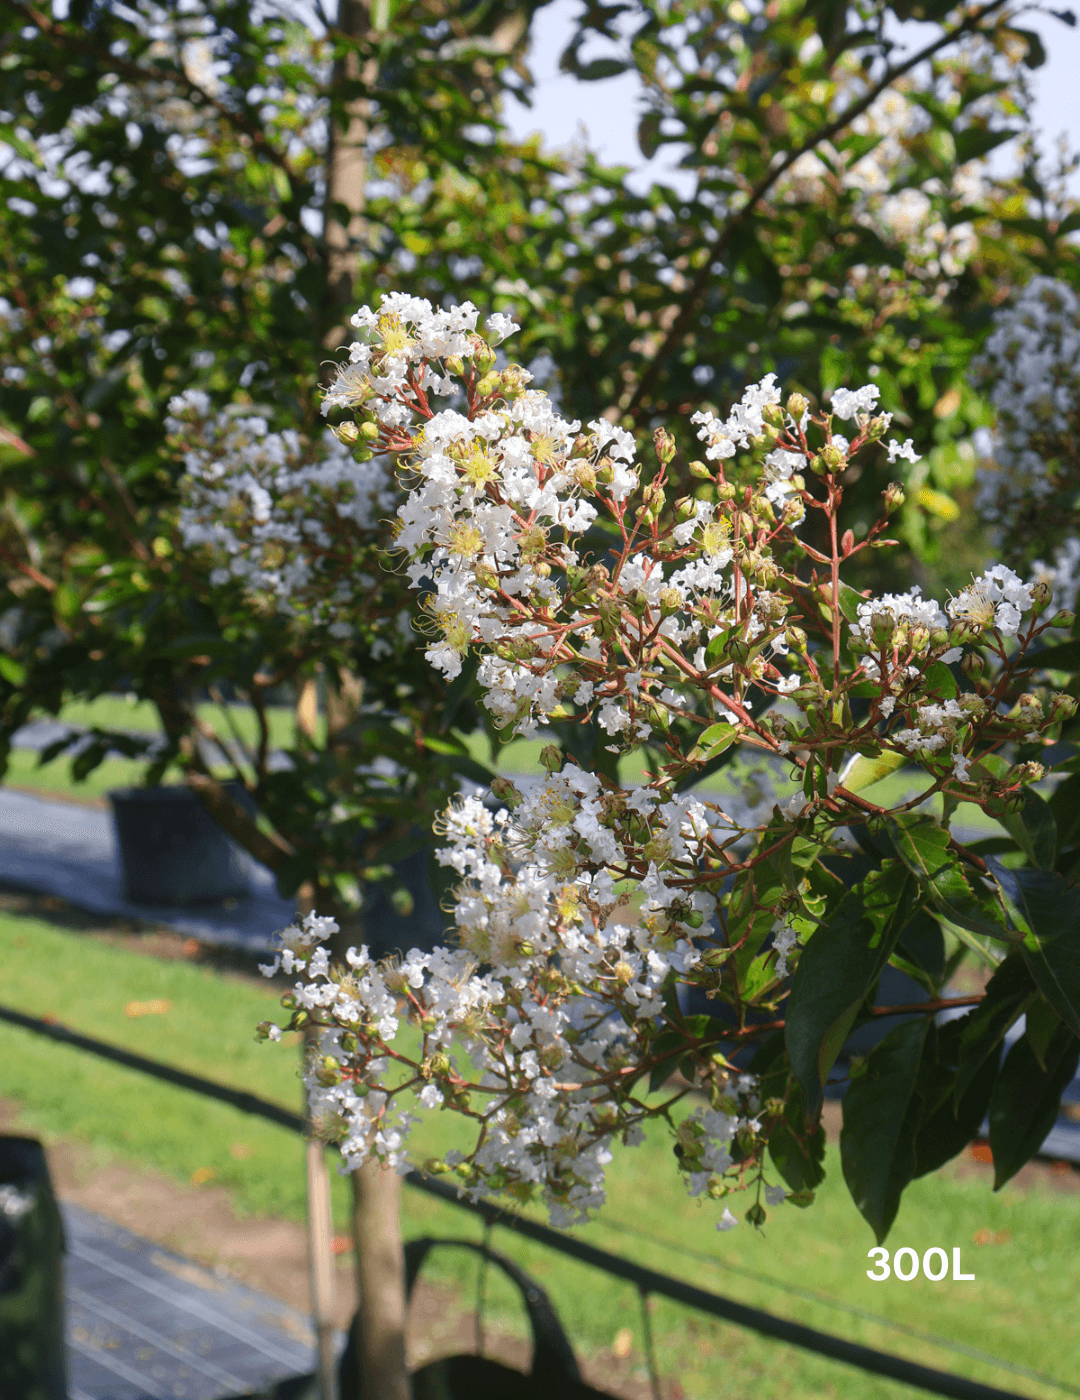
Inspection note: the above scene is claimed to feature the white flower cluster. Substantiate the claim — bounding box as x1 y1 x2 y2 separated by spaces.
972 277 1080 579
263 851 758 1225
321 296 941 747
786 79 980 292
246 294 1076 1231
168 391 398 636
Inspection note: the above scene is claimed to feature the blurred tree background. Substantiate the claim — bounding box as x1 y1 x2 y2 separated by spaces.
0 0 1077 816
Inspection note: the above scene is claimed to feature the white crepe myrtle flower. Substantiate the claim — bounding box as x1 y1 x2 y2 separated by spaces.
239 294 1076 1234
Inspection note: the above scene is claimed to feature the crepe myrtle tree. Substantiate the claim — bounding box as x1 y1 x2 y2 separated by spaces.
247 295 1080 1259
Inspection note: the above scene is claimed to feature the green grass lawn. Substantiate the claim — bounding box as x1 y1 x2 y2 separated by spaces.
1 909 1077 1399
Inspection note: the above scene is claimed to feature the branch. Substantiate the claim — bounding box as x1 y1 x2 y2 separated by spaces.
617 0 1014 421
1 0 299 184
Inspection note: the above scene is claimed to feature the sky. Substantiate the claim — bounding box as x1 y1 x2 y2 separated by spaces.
502 0 1080 198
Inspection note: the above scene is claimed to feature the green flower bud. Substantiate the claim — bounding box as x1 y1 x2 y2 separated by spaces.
883 481 905 514
539 744 563 771
653 426 677 465
821 443 846 471
786 392 808 420
688 459 713 479
334 421 361 445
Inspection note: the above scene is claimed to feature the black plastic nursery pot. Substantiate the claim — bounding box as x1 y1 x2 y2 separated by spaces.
108 782 256 906
0 1136 68 1400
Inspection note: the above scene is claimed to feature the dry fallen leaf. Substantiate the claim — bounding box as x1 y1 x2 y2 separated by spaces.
125 999 171 1018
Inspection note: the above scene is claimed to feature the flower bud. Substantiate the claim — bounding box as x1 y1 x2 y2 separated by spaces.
961 651 984 680
333 421 361 445
1050 692 1078 720
653 426 677 466
475 371 501 397
809 454 828 476
444 355 465 376
1030 579 1053 615
909 624 930 654
715 482 737 502
473 342 497 372
689 459 713 479
866 415 890 441
882 481 905 514
675 496 696 521
1050 609 1075 630
763 403 785 429
359 420 380 441
786 392 808 420
784 626 807 653
870 611 896 648
821 443 846 471
539 744 563 772
490 776 523 808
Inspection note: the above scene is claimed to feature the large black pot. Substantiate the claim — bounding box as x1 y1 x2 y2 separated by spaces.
0 1136 67 1400
108 783 256 906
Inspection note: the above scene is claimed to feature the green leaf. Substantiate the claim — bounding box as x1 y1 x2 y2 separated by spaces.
954 126 1017 163
921 660 957 699
891 909 946 993
839 748 906 794
689 721 736 762
887 814 1017 942
785 862 914 1124
953 953 1035 1105
638 112 662 160
0 655 25 685
1025 995 1061 1072
841 1017 928 1242
912 1023 999 1178
988 1024 1080 1188
1008 26 1047 68
999 866 1080 1037
1049 774 1080 853
997 788 1056 869
769 1113 826 1193
1033 638 1080 672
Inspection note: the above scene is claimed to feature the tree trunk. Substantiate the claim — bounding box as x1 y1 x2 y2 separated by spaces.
351 1160 410 1400
324 0 378 348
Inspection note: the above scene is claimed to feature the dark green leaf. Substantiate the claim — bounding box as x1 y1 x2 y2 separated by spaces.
888 814 1017 942
953 953 1035 1104
913 1020 1000 1177
785 862 914 1124
1025 995 1061 1071
921 660 957 699
1000 866 1080 1036
1034 639 1080 672
895 908 945 987
638 112 662 160
1049 774 1080 854
841 1018 928 1242
954 127 1017 163
988 1024 1080 1188
998 788 1056 869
